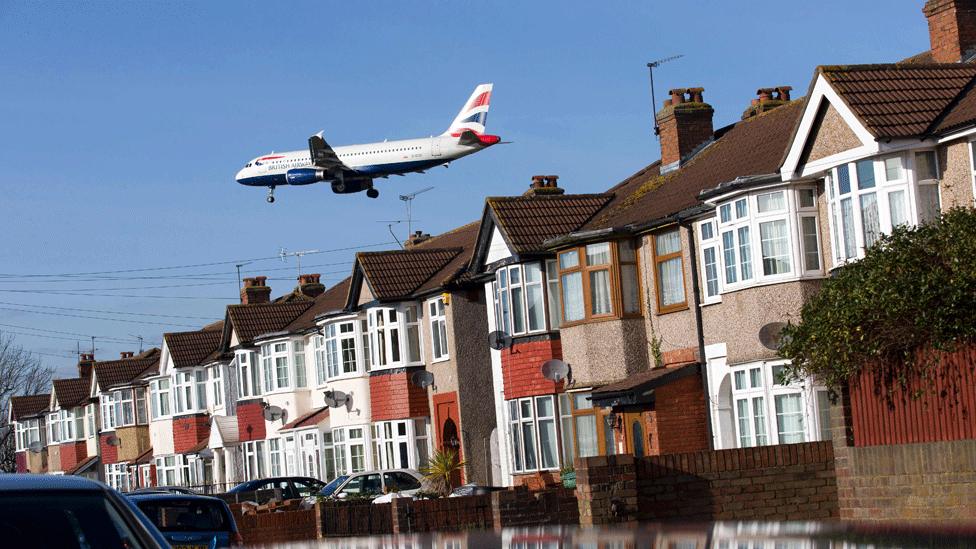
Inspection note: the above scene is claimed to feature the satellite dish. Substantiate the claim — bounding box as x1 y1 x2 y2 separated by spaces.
323 390 349 409
541 359 570 382
758 322 788 351
487 331 513 351
106 435 121 447
263 405 284 422
411 370 435 389
28 441 44 454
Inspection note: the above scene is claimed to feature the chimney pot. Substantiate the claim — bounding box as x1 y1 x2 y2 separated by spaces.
77 354 95 378
120 351 134 359
241 275 271 304
776 86 792 101
656 86 714 170
924 0 976 63
404 231 432 248
297 273 325 298
669 88 686 104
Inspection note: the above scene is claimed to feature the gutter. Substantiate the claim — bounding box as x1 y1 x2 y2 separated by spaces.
681 216 714 450
698 173 782 202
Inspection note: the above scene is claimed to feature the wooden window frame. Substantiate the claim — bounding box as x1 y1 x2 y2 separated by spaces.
568 393 615 457
556 240 643 328
652 229 689 315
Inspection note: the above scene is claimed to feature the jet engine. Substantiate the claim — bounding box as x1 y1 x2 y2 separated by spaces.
285 168 329 185
331 178 372 194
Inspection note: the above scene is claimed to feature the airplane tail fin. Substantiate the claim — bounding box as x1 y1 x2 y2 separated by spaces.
442 83 493 136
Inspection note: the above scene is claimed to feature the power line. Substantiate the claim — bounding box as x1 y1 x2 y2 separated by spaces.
0 260 353 283
0 281 231 292
0 307 203 327
0 323 155 344
0 301 216 320
0 242 395 279
0 291 234 300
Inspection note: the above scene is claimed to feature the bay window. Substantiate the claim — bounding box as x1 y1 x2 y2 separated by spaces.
149 378 171 419
269 438 283 476
101 393 116 430
260 342 290 392
16 419 41 450
314 334 327 385
367 306 423 370
243 440 268 481
653 230 686 313
174 371 194 414
332 426 368 475
47 412 60 443
404 305 422 364
699 220 721 302
86 404 95 437
238 351 261 398
294 341 307 388
730 361 828 447
508 395 561 473
914 150 941 224
372 419 429 470
155 455 186 486
195 371 208 410
322 320 361 380
106 463 131 492
211 365 224 407
556 240 642 325
428 297 449 361
135 388 147 424
495 262 555 336
546 259 562 329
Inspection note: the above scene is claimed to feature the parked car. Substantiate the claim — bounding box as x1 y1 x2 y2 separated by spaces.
0 473 169 548
450 483 506 497
129 493 242 548
131 485 200 495
305 469 425 506
226 476 325 503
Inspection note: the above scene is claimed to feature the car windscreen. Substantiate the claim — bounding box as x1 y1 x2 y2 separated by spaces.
0 492 149 548
136 499 229 532
318 476 349 497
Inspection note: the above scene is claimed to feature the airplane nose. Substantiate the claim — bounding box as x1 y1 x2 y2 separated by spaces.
235 169 245 182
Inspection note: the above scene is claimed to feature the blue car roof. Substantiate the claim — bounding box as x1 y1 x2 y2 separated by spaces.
128 493 226 504
0 473 108 492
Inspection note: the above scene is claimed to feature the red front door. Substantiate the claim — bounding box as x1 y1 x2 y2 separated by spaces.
433 392 463 486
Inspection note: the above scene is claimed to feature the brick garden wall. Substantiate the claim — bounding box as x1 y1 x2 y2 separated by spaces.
492 487 579 527
501 337 563 400
654 373 709 455
236 507 320 545
576 443 838 525
370 369 429 421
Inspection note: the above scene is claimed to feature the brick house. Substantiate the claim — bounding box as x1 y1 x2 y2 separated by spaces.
9 393 50 473
47 360 97 477
90 349 160 489
336 222 495 485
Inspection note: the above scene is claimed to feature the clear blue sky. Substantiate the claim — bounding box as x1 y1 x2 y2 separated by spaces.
0 1 929 377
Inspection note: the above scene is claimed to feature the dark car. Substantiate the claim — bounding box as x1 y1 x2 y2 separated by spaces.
0 473 168 548
129 493 242 548
226 476 325 503
131 485 200 495
450 483 506 497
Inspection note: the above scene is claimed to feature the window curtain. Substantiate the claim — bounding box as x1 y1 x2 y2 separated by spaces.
759 220 791 275
575 415 598 457
840 198 855 259
589 270 612 314
859 192 880 248
561 272 584 322
658 258 685 306
915 186 940 225
775 394 805 444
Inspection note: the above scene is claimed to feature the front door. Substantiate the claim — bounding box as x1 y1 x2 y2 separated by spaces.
300 432 319 479
434 393 462 486
623 412 648 458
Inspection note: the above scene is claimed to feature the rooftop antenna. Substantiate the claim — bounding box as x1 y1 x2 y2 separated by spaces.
279 248 320 278
647 54 684 138
399 186 434 238
376 220 415 250
128 334 145 353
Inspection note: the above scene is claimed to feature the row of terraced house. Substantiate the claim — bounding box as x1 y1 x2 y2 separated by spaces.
10 0 976 494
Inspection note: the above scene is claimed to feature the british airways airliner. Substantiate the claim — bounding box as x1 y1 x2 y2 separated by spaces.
235 84 501 203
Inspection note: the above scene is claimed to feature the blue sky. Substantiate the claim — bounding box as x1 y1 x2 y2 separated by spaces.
0 1 929 377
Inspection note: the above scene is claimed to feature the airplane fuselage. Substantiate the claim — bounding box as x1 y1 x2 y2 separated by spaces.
235 134 492 188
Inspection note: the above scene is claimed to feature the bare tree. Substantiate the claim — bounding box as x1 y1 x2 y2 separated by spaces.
0 332 54 472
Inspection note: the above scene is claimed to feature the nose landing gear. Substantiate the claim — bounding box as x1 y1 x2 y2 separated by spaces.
266 187 276 203
366 188 379 199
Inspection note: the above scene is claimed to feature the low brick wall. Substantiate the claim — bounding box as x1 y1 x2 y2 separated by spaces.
319 500 392 536
392 494 493 533
236 508 319 545
576 442 838 524
492 486 579 527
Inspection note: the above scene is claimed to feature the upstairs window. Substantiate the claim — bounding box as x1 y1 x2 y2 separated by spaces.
237 351 261 398
323 320 360 380
211 365 224 408
260 342 290 393
914 150 941 224
699 220 721 303
367 305 423 370
294 341 307 388
653 229 686 313
149 378 171 419
557 240 642 325
494 262 551 336
173 369 208 415
428 297 449 361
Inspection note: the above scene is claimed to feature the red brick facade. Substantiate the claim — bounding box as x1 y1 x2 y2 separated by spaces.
501 338 563 400
654 373 709 455
15 451 26 473
370 370 429 421
925 0 976 63
237 401 267 442
58 441 88 471
173 413 211 453
100 433 119 465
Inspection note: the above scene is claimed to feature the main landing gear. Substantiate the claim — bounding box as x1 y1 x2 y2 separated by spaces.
266 187 276 203
366 188 379 199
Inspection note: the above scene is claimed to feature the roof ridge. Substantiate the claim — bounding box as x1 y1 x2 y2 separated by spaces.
358 246 463 257
411 220 480 249
820 63 976 72
923 72 976 136
486 192 610 202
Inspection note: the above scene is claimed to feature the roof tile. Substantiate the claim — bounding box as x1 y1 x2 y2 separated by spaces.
10 394 50 420
163 326 222 368
488 194 613 254
92 349 161 391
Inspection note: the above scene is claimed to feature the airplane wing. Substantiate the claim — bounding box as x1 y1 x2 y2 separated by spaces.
308 131 348 170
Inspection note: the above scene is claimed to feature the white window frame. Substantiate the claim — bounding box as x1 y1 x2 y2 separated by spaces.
730 361 827 448
371 418 429 471
494 262 550 336
427 297 449 362
155 454 186 486
912 149 943 225
269 438 283 477
970 140 976 207
242 440 268 481
211 364 224 408
507 395 562 474
331 425 370 475
260 341 291 393
149 378 171 419
173 371 194 415
237 351 261 398
367 306 424 371
697 219 722 304
105 462 131 492
293 340 307 388
322 319 362 381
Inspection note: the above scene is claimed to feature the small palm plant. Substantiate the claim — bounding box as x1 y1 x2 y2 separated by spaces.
420 448 466 496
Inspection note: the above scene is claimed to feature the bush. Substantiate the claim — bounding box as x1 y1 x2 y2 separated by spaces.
779 208 976 394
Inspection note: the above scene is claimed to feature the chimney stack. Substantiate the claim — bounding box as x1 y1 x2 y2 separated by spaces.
523 174 565 196
78 353 95 378
742 86 793 119
240 276 271 305
297 273 325 298
656 87 714 173
404 231 432 248
924 0 976 63
120 351 134 359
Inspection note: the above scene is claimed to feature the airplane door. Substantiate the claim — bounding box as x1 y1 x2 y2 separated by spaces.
431 137 442 157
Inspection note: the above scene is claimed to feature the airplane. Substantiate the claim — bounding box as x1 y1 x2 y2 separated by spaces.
235 83 501 203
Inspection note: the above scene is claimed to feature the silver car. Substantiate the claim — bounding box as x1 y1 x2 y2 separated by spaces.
304 469 426 506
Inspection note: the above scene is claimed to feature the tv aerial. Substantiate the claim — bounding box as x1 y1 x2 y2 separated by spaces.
279 248 320 278
487 330 513 351
646 54 684 137
541 359 571 383
399 186 434 239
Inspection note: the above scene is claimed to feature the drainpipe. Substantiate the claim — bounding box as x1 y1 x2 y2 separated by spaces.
681 221 714 450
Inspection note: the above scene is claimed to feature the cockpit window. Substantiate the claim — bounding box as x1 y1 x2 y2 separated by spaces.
245 162 252 168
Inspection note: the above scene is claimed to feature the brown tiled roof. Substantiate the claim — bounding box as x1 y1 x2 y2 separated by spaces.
53 376 92 408
226 301 313 345
412 221 481 292
591 362 699 397
10 394 49 420
586 101 805 231
935 81 976 134
280 407 329 431
164 327 223 368
821 64 976 138
358 248 461 300
899 51 934 65
93 349 161 390
488 194 613 254
285 277 353 330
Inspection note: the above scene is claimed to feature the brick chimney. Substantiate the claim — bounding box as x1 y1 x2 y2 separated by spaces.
78 353 95 378
297 273 325 298
120 351 134 359
240 276 271 305
523 175 565 197
656 87 714 173
924 0 976 63
741 86 792 119
404 231 432 248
